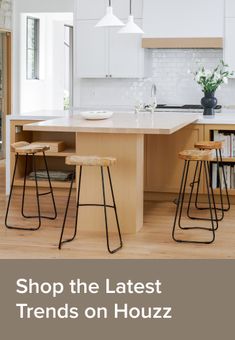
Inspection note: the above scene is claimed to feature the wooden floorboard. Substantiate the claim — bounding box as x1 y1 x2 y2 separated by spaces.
0 160 234 259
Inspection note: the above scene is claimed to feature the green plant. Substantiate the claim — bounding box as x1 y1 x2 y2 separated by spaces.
191 60 233 93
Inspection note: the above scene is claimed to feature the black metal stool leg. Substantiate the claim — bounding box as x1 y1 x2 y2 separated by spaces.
172 160 216 244
5 153 42 231
203 161 216 243
198 158 223 222
101 166 109 252
21 153 28 218
191 149 229 219
107 166 123 252
5 153 19 229
194 161 203 210
186 160 220 227
206 161 219 231
186 160 200 221
42 151 57 219
32 154 42 231
172 160 189 241
177 161 190 230
101 166 115 254
219 149 230 212
59 167 82 249
21 152 58 220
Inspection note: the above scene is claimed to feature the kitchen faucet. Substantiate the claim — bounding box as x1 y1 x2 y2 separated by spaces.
151 83 157 109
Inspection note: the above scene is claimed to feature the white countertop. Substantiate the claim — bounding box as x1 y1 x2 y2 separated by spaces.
197 112 235 124
23 111 199 135
7 110 71 121
8 109 235 125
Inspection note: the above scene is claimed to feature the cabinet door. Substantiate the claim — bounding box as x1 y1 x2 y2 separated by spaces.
224 19 235 78
143 0 224 38
225 0 235 17
76 20 108 78
113 0 143 19
108 20 144 78
145 125 204 193
75 0 106 20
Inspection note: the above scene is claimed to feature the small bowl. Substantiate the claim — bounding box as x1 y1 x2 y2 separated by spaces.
80 111 113 120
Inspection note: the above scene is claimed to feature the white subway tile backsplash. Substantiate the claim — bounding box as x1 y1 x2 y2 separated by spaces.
79 48 235 108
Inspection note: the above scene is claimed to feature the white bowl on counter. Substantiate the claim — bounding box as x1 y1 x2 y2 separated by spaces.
80 110 113 120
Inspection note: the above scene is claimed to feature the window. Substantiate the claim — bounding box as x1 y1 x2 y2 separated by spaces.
26 17 39 80
64 25 73 109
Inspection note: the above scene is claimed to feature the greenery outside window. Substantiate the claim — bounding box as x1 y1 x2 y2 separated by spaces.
26 17 40 80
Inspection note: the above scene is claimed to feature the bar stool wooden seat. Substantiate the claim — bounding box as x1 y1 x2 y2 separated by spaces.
11 141 51 154
194 140 230 218
195 141 223 150
66 155 116 167
59 155 123 254
172 149 218 244
5 141 57 231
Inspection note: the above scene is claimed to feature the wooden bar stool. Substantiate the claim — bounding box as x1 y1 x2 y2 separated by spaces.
5 142 57 231
59 155 123 254
192 140 230 221
172 149 218 244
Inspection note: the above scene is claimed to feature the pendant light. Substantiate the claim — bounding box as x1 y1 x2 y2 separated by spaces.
118 0 144 34
96 0 124 28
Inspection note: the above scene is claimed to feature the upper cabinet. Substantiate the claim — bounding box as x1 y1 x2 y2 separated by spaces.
75 0 147 78
109 21 145 78
75 0 143 20
75 19 147 78
143 0 224 38
75 20 108 78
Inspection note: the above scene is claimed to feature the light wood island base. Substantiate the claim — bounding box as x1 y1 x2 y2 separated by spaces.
75 133 144 233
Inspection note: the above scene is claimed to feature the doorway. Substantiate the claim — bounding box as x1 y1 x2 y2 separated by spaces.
0 31 11 160
20 12 73 113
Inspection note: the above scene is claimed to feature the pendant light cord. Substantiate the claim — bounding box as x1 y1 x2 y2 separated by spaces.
130 0 132 15
109 0 111 6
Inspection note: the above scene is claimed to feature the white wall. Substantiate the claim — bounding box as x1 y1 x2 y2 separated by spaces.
12 0 74 114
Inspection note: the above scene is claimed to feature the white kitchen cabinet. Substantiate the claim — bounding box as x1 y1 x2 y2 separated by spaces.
76 20 147 78
109 20 144 78
76 20 108 78
143 0 224 38
225 0 235 17
224 18 235 77
76 0 143 20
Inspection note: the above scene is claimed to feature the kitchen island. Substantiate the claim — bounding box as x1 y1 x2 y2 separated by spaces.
22 111 198 233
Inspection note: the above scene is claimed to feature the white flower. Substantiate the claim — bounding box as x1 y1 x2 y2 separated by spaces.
223 77 228 84
204 69 212 78
213 72 221 81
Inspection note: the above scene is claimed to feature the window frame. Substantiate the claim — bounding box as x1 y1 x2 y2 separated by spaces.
26 16 40 80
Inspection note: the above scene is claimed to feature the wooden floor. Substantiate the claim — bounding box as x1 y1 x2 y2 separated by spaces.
0 160 235 259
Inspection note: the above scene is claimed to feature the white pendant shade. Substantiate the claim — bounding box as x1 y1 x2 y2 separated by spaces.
118 15 144 34
96 6 124 27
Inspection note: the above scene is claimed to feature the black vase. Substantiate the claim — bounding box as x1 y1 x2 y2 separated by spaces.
201 92 217 116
